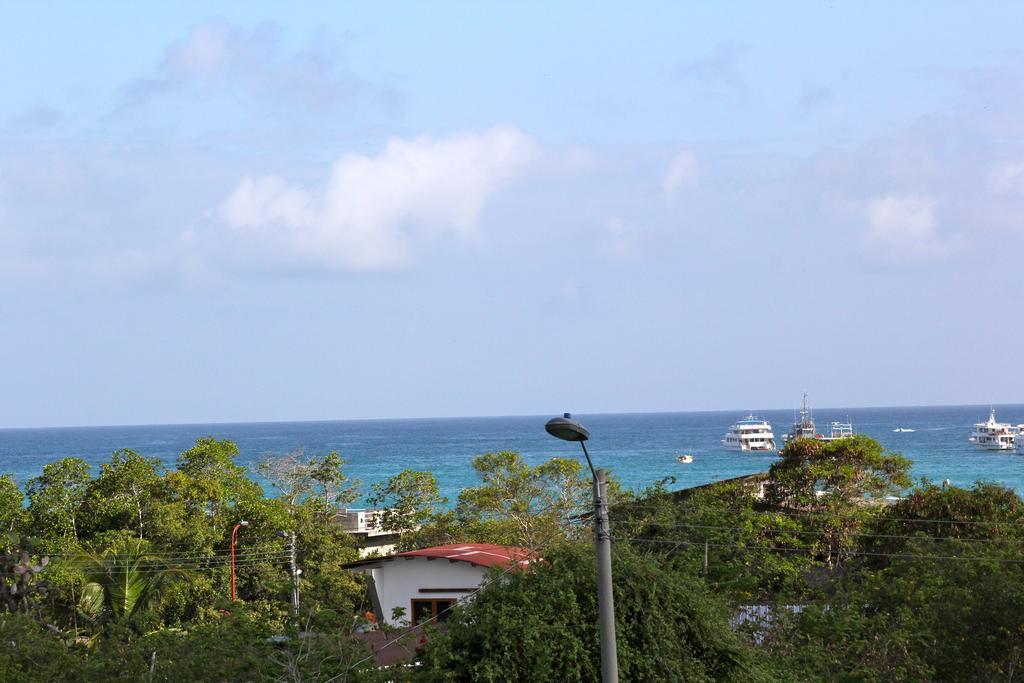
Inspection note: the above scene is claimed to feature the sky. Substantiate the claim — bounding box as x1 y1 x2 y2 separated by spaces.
2 3 1023 428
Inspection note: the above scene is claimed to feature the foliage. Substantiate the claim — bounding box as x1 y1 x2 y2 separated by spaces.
26 458 92 543
616 478 815 603
0 476 27 534
420 542 768 682
766 543 1024 681
72 537 181 631
259 450 360 513
452 451 593 548
367 469 447 543
0 535 50 615
80 450 163 540
765 435 912 566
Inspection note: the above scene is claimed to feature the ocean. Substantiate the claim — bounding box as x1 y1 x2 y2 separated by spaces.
1 404 1023 503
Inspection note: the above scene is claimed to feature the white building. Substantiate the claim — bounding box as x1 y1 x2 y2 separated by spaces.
342 543 533 626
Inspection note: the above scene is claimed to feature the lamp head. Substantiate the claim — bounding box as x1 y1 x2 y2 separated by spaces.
239 520 249 527
545 413 590 442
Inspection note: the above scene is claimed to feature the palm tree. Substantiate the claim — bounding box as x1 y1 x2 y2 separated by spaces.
75 537 180 628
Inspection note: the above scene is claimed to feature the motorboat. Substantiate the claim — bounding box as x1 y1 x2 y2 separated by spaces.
893 427 915 433
969 408 1017 450
722 416 777 452
676 454 694 464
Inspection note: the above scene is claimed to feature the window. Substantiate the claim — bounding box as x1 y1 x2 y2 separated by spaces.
411 599 454 625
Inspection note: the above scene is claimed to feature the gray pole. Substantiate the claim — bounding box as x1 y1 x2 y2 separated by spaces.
289 531 300 616
593 467 619 683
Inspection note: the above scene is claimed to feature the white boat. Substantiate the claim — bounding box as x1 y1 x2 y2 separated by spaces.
722 415 777 452
893 427 915 433
820 421 855 442
969 408 1017 451
676 454 694 464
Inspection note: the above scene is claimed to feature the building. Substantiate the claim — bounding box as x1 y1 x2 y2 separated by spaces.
335 508 402 557
342 543 534 626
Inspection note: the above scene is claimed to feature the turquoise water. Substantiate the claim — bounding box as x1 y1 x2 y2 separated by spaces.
1 405 1022 501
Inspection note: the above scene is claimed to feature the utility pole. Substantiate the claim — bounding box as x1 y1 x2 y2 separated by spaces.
288 531 300 616
280 530 300 616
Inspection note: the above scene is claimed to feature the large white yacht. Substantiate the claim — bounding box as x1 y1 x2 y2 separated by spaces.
722 415 777 452
969 408 1017 450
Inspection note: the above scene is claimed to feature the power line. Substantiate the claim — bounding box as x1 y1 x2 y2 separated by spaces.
630 521 1024 546
616 503 1024 529
619 537 1024 565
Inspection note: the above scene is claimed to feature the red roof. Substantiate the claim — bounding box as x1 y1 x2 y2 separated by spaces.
395 544 534 568
342 543 535 570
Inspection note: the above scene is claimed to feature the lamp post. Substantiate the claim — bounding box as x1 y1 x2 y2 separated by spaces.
230 520 249 602
545 413 618 683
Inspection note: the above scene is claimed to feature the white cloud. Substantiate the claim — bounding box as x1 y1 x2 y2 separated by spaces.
863 194 961 263
218 126 538 271
122 19 391 113
662 151 698 200
988 160 1024 196
601 216 642 259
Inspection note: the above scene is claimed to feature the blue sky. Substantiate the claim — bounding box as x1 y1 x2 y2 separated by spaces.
2 3 1023 427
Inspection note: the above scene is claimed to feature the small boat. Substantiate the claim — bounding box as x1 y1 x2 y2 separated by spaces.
893 427 915 433
676 454 694 464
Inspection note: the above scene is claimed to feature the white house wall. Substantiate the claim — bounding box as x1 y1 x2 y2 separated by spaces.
371 557 488 626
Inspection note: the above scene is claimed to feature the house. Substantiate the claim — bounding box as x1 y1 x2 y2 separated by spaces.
342 543 534 626
335 508 402 557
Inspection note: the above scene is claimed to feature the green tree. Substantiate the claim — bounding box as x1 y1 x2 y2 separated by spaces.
765 435 911 566
74 537 180 631
420 543 768 681
0 475 27 534
617 477 815 603
81 450 163 540
162 437 264 552
26 458 92 544
367 469 447 542
454 451 592 548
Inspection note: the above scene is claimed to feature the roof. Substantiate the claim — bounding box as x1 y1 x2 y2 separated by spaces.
342 543 535 570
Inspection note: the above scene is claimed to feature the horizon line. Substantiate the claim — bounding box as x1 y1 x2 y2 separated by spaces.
3 401 1022 432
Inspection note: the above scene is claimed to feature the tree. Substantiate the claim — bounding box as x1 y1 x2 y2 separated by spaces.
81 450 163 540
74 537 180 631
256 451 362 622
367 470 447 541
0 475 27 534
420 543 769 681
258 450 359 515
765 436 911 567
162 437 264 552
26 458 92 544
454 451 592 548
616 477 815 603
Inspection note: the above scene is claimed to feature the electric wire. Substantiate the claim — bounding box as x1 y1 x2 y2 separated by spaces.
628 521 1024 546
617 503 1024 529
619 536 1024 564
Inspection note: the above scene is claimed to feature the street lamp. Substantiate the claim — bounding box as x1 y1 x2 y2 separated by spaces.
230 520 249 602
545 413 618 683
